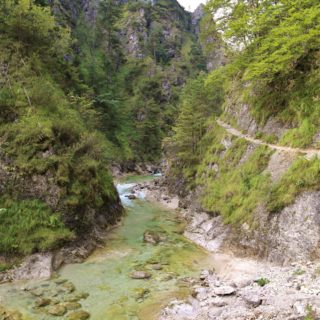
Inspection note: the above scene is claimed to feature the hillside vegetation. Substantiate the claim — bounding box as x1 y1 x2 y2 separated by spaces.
1 0 319 265
0 0 206 259
166 0 320 225
0 0 122 256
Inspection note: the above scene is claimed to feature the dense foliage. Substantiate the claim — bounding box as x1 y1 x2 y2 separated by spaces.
166 0 320 223
69 0 205 163
0 0 205 256
0 0 120 255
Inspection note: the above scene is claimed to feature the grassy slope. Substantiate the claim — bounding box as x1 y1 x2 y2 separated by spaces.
0 0 121 257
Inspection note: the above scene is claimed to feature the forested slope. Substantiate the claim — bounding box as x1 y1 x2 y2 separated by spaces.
0 0 124 259
165 0 320 262
0 0 206 264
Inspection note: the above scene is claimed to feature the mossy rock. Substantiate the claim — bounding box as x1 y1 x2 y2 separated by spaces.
47 305 67 316
67 310 90 320
35 298 51 307
0 306 23 320
61 281 75 293
61 302 81 311
132 288 150 301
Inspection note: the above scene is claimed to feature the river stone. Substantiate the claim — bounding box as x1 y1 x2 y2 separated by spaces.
62 302 82 310
241 290 262 307
61 281 75 293
214 286 236 296
0 307 23 320
130 271 152 279
67 310 90 320
35 298 51 307
76 292 90 300
30 288 44 297
133 288 150 301
161 274 174 281
48 305 67 316
143 230 161 244
151 264 163 270
54 278 68 285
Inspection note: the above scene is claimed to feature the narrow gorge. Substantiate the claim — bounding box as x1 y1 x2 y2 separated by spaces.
0 0 320 319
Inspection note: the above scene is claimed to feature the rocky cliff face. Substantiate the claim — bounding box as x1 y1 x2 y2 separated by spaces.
165 92 320 265
50 0 99 25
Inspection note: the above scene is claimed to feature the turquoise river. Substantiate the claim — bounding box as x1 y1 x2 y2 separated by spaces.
0 176 212 319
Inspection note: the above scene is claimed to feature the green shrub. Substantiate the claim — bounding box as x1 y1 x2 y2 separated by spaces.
0 199 74 255
280 119 317 148
267 157 320 213
293 268 306 276
0 263 14 272
199 134 272 224
255 278 270 287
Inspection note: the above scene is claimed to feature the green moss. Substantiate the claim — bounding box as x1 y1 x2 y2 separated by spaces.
267 157 320 213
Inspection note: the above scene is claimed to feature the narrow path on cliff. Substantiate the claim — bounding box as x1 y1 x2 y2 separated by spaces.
217 119 320 159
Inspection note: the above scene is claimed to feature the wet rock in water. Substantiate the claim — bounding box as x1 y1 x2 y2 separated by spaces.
161 274 174 282
50 298 60 305
54 278 68 285
67 310 90 320
8 311 23 320
40 283 50 288
30 288 44 297
72 292 89 301
61 281 75 293
48 305 67 316
133 288 150 301
0 306 23 320
35 297 51 307
130 271 152 279
126 194 137 200
143 230 163 244
150 263 163 270
214 286 236 296
62 302 82 310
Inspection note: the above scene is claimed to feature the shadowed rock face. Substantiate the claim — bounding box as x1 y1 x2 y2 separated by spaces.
50 0 99 25
192 4 204 34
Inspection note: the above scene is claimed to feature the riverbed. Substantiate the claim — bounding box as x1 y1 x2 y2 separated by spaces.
0 176 213 319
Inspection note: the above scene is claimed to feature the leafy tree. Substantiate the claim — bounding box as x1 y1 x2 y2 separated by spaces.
98 0 124 73
207 0 320 84
165 72 224 181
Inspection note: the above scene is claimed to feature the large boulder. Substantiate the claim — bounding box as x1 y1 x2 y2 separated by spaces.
48 305 67 316
11 254 53 281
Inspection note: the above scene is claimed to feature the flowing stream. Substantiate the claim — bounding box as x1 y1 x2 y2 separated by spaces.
0 176 212 319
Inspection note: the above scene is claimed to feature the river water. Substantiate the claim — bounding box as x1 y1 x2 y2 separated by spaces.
0 176 212 319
